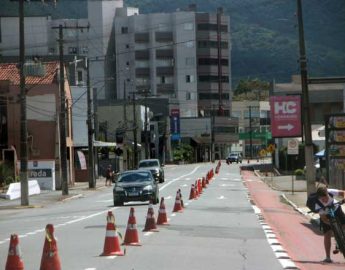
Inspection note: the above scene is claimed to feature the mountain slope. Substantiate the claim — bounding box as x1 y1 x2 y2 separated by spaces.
2 0 344 86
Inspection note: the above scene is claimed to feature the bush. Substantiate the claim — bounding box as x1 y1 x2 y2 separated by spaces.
173 143 194 163
294 169 304 176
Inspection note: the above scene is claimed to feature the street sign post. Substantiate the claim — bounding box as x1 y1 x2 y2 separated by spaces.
287 139 299 155
270 96 302 138
170 109 180 141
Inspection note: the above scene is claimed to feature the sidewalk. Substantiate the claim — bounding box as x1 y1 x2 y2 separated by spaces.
0 178 107 210
256 173 345 227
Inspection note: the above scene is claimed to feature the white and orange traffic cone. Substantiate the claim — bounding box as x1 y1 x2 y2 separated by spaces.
143 203 159 232
197 178 202 195
123 208 141 246
101 211 125 256
40 224 61 270
194 180 199 198
5 234 24 270
178 189 184 208
189 184 196 200
172 190 183 213
157 197 169 225
202 177 207 188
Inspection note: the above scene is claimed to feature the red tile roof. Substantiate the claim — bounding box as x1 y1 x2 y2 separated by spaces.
0 62 59 85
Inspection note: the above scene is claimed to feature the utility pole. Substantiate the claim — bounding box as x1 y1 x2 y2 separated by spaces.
211 105 215 163
93 87 98 179
86 58 95 188
52 23 90 194
249 106 253 160
19 0 28 206
57 25 68 195
132 92 138 168
297 0 315 195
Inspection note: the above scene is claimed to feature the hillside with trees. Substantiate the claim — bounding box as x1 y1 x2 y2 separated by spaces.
2 0 344 87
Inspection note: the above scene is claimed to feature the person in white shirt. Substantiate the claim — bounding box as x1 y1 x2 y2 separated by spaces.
316 186 345 263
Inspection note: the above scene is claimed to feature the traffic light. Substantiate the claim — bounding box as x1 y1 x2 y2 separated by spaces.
115 148 123 156
115 129 125 144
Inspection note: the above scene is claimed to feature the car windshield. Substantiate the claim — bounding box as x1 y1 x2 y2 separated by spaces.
138 160 159 167
230 154 238 157
118 172 152 183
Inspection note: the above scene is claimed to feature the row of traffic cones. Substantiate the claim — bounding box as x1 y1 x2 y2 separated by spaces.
6 164 222 268
5 224 61 270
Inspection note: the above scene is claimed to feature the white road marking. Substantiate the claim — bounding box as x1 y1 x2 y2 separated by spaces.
185 178 191 180
159 166 201 191
105 256 117 259
165 195 173 200
0 207 119 246
171 213 176 217
84 268 97 270
143 232 154 236
217 195 226 200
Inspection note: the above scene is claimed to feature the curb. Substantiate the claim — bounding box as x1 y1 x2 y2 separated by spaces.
60 193 83 202
280 193 320 228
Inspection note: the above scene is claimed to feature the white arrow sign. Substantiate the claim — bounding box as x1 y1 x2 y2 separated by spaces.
278 124 294 131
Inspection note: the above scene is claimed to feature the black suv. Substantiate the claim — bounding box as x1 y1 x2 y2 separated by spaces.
138 159 165 183
226 153 243 164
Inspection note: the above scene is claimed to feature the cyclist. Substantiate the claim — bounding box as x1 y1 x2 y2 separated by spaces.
316 186 345 263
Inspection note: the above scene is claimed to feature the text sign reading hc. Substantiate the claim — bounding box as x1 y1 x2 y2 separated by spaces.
270 95 302 138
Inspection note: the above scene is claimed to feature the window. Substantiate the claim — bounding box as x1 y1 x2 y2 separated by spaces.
184 23 194 30
77 71 83 82
68 47 78 54
126 44 130 49
161 76 166 84
121 27 128 34
186 92 196 100
80 46 88 54
186 75 194 83
185 57 195 66
185 41 194 48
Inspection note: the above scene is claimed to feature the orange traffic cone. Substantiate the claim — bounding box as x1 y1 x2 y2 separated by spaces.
197 178 202 194
205 174 210 185
178 189 184 208
123 208 141 246
202 177 207 188
143 203 159 232
5 234 24 270
172 190 183 213
194 180 199 198
189 184 196 200
101 211 125 256
157 197 169 225
40 224 61 270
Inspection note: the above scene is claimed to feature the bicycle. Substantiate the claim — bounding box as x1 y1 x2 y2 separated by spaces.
319 200 345 258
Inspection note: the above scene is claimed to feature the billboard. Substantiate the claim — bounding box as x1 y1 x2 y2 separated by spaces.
270 95 302 138
170 109 180 141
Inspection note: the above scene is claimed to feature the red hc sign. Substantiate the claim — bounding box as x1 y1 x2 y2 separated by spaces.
270 96 302 138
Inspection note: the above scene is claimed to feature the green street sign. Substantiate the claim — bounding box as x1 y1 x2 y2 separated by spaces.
239 132 272 140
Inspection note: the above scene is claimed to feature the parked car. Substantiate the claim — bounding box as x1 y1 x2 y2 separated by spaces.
138 159 165 183
226 153 243 164
113 169 159 206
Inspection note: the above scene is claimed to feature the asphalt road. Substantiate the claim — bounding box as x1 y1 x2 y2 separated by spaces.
0 163 283 270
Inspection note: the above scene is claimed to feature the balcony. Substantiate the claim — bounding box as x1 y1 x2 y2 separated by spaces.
156 49 173 59
155 31 173 42
197 48 229 57
135 50 150 60
197 65 229 74
135 32 149 43
156 66 174 76
196 31 229 41
135 67 150 76
197 82 230 91
157 83 174 95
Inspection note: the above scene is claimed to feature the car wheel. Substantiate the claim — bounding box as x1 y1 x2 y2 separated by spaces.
159 177 164 183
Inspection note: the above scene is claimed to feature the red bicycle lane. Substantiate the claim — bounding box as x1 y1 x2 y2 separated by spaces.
241 170 345 270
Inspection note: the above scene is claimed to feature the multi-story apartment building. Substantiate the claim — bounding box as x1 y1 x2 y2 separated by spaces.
113 5 232 118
